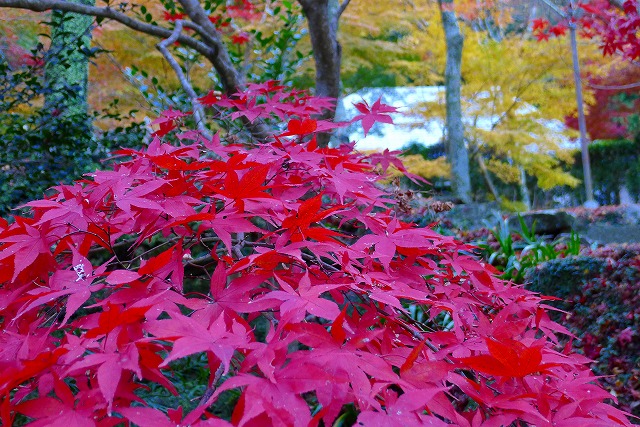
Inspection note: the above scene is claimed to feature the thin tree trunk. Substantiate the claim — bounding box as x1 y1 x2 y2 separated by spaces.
569 14 596 205
298 0 344 146
439 1 472 203
476 153 500 202
519 165 531 210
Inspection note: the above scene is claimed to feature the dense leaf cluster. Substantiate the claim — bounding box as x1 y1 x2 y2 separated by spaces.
0 84 632 426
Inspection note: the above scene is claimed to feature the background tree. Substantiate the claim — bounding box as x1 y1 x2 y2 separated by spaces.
336 1 605 207
0 8 145 214
439 0 471 203
0 0 355 148
44 0 94 122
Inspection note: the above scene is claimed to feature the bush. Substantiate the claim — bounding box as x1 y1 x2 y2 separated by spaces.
0 36 145 215
526 256 606 300
0 84 631 426
570 139 640 205
526 245 640 418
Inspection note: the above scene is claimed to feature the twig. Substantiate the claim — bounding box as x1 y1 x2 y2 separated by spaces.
537 0 567 19
157 20 212 140
198 363 226 406
231 232 245 259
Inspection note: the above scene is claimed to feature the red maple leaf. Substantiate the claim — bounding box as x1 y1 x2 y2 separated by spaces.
197 90 223 106
532 18 548 31
351 97 397 136
164 11 186 21
280 118 318 136
280 193 346 243
459 338 557 378
549 24 568 37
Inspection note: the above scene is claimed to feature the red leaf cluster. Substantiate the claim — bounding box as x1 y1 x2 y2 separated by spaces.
532 1 640 62
0 82 631 426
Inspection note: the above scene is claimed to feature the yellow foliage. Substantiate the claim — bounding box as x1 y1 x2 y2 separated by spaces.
360 148 449 182
339 0 615 195
393 155 450 180
485 159 520 184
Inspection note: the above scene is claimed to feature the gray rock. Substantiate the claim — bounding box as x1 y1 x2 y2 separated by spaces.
442 202 501 231
507 210 576 236
582 224 640 244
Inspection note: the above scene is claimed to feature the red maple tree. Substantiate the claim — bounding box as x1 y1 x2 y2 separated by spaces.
0 82 632 426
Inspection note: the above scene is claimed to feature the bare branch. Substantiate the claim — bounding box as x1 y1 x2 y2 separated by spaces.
337 0 351 18
231 232 245 259
198 363 226 407
588 80 640 90
0 0 217 60
536 0 567 19
157 20 212 140
177 0 244 93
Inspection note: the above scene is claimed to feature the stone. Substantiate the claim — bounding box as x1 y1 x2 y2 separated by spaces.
442 202 501 231
507 210 576 236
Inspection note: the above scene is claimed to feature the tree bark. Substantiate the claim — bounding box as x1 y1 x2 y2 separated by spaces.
439 1 472 203
297 0 345 146
568 1 596 206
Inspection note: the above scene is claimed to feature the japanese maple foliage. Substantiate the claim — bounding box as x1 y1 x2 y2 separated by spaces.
0 83 632 426
532 0 640 62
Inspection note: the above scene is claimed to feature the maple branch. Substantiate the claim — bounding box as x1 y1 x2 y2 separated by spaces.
301 251 341 273
588 80 640 90
231 233 246 259
0 0 217 60
176 0 244 93
157 20 212 140
175 0 271 143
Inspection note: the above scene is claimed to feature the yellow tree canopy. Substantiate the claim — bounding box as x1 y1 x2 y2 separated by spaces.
339 0 613 192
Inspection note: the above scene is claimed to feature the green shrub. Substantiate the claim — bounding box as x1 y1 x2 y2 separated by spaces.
525 256 606 301
525 245 640 418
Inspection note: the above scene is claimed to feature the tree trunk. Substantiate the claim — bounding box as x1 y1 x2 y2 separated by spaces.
440 2 472 203
476 153 500 202
298 0 343 146
44 0 94 122
519 165 531 210
569 16 596 206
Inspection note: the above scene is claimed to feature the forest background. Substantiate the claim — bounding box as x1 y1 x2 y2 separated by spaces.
2 0 640 214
